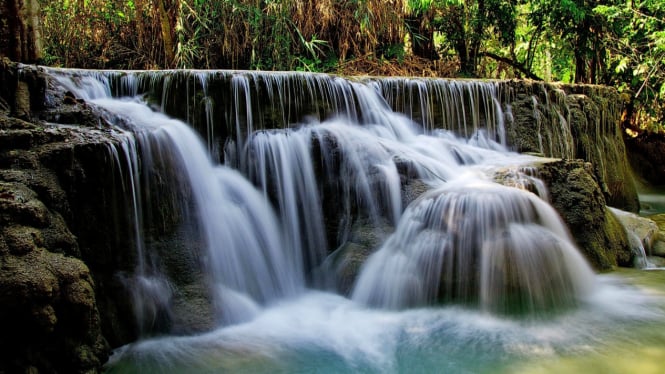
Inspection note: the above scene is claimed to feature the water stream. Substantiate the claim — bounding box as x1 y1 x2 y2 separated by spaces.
46 68 665 373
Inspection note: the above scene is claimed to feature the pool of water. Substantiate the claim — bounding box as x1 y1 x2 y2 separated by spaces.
638 185 665 216
105 269 665 374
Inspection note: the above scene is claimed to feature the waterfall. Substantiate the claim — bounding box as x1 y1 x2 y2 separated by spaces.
49 70 305 329
352 179 595 314
46 67 599 333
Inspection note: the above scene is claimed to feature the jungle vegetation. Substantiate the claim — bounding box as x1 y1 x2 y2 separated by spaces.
28 0 665 132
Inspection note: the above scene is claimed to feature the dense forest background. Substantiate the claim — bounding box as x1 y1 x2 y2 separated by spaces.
27 0 665 132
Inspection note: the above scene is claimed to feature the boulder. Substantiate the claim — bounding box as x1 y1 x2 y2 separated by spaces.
645 214 665 258
531 159 632 270
609 208 659 252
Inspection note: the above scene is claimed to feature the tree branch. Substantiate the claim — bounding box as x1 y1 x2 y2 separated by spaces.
479 52 543 80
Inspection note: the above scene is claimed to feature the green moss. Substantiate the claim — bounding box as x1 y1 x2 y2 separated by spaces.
536 160 631 270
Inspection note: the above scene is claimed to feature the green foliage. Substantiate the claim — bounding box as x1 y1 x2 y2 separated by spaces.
593 0 665 130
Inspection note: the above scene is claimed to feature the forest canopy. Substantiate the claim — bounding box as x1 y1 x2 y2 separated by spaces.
32 0 665 131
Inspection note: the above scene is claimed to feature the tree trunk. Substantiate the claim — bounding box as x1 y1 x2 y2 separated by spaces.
0 0 42 63
574 47 588 83
156 0 176 67
135 0 147 51
574 23 590 83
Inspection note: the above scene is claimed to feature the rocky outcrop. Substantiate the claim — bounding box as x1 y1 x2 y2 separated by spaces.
0 60 136 373
533 159 632 270
505 81 639 213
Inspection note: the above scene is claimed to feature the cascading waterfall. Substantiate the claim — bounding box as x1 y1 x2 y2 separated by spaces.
47 66 595 319
42 67 665 373
243 129 328 276
352 178 595 314
50 70 305 328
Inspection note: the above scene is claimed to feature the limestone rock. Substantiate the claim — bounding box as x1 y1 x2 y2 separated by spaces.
504 81 639 213
532 159 632 270
0 59 114 373
645 214 665 258
610 208 659 252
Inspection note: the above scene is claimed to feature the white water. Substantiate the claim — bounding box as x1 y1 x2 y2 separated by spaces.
51 71 304 327
44 68 665 373
352 179 595 313
104 278 664 373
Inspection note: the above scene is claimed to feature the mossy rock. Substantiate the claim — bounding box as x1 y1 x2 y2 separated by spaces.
534 159 631 270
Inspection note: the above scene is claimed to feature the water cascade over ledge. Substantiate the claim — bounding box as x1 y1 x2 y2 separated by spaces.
39 67 660 373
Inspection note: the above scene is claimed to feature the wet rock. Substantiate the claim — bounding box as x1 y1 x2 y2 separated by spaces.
324 217 393 295
0 181 50 227
0 59 115 373
653 243 665 258
504 81 639 213
644 214 665 258
401 178 430 207
610 208 659 253
533 159 632 270
3 224 45 255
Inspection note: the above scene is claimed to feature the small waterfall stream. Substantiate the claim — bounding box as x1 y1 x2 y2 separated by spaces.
46 68 665 373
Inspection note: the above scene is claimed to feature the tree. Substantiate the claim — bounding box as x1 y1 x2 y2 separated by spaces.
431 0 517 76
528 0 617 84
1 0 43 62
406 0 440 60
595 0 665 131
156 0 176 67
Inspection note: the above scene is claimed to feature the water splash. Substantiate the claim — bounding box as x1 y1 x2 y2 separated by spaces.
352 178 595 315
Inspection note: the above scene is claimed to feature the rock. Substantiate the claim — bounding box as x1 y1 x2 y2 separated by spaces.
653 240 665 257
610 208 659 252
3 224 45 255
646 214 665 258
0 60 113 373
401 178 430 207
323 217 393 295
0 181 50 227
504 81 639 213
533 159 632 270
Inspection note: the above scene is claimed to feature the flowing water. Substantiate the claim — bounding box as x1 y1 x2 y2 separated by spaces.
45 68 665 373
